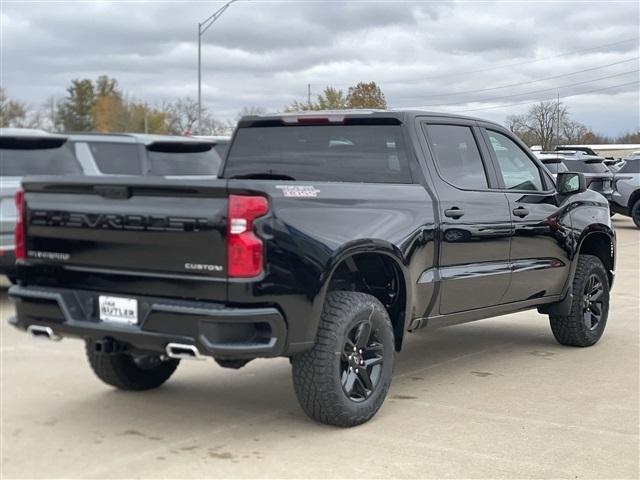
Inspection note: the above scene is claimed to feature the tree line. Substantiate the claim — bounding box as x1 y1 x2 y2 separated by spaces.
506 100 639 149
0 77 234 135
1 77 637 145
0 78 387 135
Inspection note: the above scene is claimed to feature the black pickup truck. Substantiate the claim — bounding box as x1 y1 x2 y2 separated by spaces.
9 110 615 427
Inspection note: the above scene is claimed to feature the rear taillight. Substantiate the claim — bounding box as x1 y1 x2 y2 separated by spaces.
14 190 26 261
227 195 268 278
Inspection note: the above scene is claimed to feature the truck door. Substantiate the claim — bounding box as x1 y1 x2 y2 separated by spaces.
419 120 513 314
480 127 571 302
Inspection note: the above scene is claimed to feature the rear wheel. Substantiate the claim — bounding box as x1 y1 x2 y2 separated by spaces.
549 255 609 347
631 199 640 228
291 291 394 427
85 341 179 391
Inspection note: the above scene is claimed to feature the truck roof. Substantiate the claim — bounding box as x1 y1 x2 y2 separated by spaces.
238 109 503 129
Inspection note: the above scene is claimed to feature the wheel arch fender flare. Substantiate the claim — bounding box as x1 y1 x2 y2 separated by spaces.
305 239 412 350
542 225 615 316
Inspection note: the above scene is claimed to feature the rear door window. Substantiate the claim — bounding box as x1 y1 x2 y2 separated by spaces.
0 143 82 176
88 142 142 175
425 124 489 190
224 124 413 183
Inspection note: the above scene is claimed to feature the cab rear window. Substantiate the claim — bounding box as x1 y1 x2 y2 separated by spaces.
224 124 413 183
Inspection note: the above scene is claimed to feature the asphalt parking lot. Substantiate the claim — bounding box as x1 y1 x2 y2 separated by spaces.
0 216 638 479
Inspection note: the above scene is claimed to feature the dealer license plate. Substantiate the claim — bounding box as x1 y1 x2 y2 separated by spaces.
99 296 138 325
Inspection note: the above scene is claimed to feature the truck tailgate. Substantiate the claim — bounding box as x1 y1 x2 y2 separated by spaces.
21 177 228 295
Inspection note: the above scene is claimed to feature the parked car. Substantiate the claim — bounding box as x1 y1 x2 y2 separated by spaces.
609 157 640 228
558 153 614 200
192 135 232 159
555 145 599 156
0 128 83 282
68 133 223 177
534 151 568 178
0 131 222 282
8 110 615 427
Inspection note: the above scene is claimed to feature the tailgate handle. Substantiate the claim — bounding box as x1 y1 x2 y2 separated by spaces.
93 185 131 199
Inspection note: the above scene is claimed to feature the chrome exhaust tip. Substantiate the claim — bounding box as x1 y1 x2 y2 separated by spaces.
27 325 62 342
165 343 204 360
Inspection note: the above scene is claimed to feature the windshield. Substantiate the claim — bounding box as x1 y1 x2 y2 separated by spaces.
224 124 413 183
147 149 221 176
0 143 82 176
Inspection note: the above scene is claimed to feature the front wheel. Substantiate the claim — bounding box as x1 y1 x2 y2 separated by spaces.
291 291 394 427
549 254 609 347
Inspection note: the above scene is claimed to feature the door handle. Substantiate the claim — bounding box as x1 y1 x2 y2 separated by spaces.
444 207 465 219
513 206 530 218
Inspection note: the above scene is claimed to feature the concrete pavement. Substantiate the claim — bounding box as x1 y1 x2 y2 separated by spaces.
1 216 638 479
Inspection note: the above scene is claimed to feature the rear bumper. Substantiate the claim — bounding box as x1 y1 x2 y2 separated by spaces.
8 285 287 359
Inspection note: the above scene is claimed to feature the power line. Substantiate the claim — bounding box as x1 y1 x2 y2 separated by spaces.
452 80 639 113
399 37 639 83
419 69 639 108
412 57 639 100
329 37 639 88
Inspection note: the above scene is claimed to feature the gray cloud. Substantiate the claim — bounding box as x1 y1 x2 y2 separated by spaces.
1 0 638 135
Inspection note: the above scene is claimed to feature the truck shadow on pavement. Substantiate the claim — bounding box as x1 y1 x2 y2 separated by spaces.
36 315 560 432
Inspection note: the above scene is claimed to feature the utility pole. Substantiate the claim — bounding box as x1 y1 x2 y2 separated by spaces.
307 84 312 109
197 0 238 135
556 90 560 148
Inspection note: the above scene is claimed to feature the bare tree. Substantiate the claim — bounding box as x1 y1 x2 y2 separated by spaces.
505 100 586 149
527 100 567 150
201 117 235 135
165 97 200 135
562 120 592 144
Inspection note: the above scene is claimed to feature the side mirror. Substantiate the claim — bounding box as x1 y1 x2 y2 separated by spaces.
557 172 587 194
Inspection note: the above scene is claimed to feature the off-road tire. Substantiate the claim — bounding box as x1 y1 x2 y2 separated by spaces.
549 254 609 347
291 291 394 427
85 341 179 391
631 199 640 229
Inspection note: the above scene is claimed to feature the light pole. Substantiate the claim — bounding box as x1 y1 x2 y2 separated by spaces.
197 0 238 134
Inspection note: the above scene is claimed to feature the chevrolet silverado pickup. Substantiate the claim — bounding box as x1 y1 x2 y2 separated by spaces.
9 110 615 427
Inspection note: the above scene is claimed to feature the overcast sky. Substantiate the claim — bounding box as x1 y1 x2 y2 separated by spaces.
1 0 639 135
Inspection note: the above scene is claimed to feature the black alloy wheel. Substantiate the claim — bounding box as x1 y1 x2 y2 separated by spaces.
340 320 385 402
582 273 604 331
